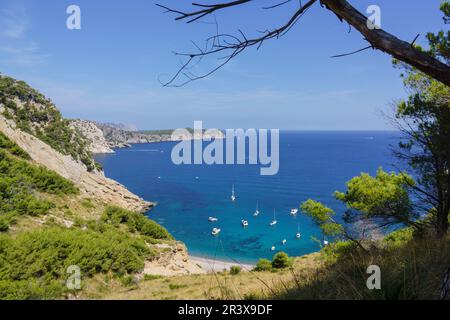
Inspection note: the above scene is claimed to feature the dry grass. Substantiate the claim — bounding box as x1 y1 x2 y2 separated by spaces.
275 235 450 300
80 253 323 300
78 234 450 300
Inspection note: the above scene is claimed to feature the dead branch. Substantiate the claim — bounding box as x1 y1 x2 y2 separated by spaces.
158 0 450 86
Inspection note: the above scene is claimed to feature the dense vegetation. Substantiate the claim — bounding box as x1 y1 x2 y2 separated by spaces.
284 4 449 300
0 75 175 300
0 205 172 299
275 230 450 300
0 224 150 299
300 3 449 243
254 252 293 272
0 74 97 171
0 134 78 231
0 132 30 159
101 206 172 240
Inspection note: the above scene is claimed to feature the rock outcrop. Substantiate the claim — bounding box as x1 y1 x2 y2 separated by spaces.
69 119 114 154
91 122 225 150
142 243 206 277
0 115 152 212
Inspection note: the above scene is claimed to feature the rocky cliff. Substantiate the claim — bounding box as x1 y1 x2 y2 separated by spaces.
0 75 150 212
77 122 225 151
97 122 173 147
69 119 114 154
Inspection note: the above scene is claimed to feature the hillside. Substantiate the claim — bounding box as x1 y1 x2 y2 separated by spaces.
0 74 204 299
0 76 98 171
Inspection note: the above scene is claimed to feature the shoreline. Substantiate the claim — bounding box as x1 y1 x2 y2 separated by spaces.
190 256 255 273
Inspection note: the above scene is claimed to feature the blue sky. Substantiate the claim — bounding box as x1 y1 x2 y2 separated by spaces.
0 0 445 130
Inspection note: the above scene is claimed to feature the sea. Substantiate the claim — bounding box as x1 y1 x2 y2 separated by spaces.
95 131 400 264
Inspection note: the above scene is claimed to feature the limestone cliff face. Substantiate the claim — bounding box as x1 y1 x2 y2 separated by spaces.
0 115 152 212
143 242 206 277
95 123 225 149
69 119 114 154
96 123 178 148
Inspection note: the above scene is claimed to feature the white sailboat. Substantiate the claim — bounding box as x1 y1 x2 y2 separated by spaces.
208 217 218 222
241 220 249 227
296 225 301 239
271 246 276 251
211 228 221 236
231 184 236 202
282 239 287 245
290 208 299 216
253 202 260 217
269 209 277 226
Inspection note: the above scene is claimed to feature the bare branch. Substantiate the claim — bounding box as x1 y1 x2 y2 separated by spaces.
158 0 318 87
158 0 450 86
156 0 253 24
331 45 373 58
321 0 450 85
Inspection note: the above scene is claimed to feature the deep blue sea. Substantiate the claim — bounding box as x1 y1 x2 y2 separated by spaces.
95 131 400 264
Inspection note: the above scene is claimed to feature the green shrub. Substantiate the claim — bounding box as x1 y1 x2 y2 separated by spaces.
254 259 272 272
321 240 357 263
0 132 30 159
102 206 172 240
0 279 65 300
81 198 95 209
143 274 163 281
0 217 10 232
0 150 78 195
119 275 137 287
169 283 188 290
0 224 152 299
272 252 292 269
0 148 78 231
0 75 96 171
94 162 103 171
230 266 242 275
383 227 414 249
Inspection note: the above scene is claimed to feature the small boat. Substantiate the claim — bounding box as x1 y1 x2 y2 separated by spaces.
241 220 249 227
208 217 218 222
253 202 260 217
282 239 287 245
269 209 277 226
290 208 299 216
211 228 221 236
323 240 329 246
296 225 301 239
231 184 236 202
271 246 276 251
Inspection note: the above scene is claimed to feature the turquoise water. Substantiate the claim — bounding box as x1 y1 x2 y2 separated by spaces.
95 131 399 264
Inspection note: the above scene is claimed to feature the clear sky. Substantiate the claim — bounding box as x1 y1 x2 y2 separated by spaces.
0 0 446 130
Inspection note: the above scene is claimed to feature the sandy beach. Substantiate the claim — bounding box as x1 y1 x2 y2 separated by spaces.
190 256 255 273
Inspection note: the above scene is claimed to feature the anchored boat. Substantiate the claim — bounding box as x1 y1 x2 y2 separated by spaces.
269 209 277 226
296 225 301 239
253 202 260 217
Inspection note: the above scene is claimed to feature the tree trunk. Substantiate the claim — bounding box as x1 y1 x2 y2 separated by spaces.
322 0 450 86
